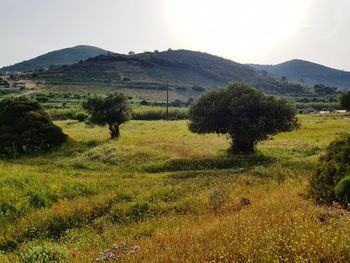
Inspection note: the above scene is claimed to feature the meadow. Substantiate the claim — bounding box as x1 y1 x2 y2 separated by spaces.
1 113 350 262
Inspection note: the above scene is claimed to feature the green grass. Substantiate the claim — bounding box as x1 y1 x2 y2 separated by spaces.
1 114 350 262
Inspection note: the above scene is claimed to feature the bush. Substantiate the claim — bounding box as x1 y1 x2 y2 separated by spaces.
334 176 350 205
27 191 56 209
20 243 68 263
0 97 67 158
132 108 188 120
48 108 88 122
78 144 117 163
208 188 229 212
310 134 350 204
340 91 350 110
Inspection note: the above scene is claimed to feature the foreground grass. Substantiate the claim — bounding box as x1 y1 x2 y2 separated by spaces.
1 114 350 262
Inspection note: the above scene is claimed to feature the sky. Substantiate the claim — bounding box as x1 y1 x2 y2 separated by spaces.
1 0 350 70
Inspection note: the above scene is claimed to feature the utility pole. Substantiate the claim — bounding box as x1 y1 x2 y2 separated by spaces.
166 81 169 121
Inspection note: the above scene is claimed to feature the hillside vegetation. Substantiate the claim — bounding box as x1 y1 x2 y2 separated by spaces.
1 114 350 262
249 59 350 89
33 50 307 95
0 45 108 73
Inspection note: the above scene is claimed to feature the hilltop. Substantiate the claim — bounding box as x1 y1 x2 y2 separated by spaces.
249 59 350 89
33 49 306 95
0 45 108 73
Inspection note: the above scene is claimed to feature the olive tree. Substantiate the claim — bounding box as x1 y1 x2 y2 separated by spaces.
340 91 350 110
188 83 299 154
82 92 131 139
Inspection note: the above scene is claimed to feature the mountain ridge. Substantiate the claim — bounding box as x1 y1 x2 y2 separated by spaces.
248 59 350 89
0 45 109 73
32 49 306 95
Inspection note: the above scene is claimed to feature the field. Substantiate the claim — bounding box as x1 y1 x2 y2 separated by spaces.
1 113 350 262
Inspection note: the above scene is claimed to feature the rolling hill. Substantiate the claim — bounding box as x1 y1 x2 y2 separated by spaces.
249 59 350 89
0 45 108 73
33 49 306 95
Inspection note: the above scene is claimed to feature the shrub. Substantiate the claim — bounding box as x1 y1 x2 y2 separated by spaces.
132 108 188 120
0 97 67 158
79 144 117 163
208 188 229 212
20 243 68 263
48 108 88 121
340 91 350 110
310 134 350 204
0 202 17 219
334 176 350 205
27 191 56 209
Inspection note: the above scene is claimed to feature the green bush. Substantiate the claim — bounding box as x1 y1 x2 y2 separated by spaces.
48 108 88 121
0 97 67 158
20 243 68 263
310 134 350 204
208 188 229 212
132 108 188 120
0 202 17 219
334 176 350 205
79 144 117 163
27 191 56 209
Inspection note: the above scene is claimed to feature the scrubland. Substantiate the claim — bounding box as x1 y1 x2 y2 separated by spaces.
1 114 350 262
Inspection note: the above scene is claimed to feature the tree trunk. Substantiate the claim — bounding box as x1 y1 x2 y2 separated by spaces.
231 138 255 154
108 123 120 139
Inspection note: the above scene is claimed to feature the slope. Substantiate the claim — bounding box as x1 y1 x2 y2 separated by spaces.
0 45 109 73
34 49 306 95
249 59 350 89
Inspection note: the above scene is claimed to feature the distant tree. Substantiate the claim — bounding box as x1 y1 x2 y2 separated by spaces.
82 92 131 139
128 51 135 55
0 97 67 157
281 76 288 83
140 100 149 106
186 97 194 106
188 83 299 154
192 86 206 92
340 91 350 110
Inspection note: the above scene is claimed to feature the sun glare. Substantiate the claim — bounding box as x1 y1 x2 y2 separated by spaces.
164 0 308 61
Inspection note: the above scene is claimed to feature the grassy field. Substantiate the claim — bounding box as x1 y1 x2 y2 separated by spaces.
1 114 350 262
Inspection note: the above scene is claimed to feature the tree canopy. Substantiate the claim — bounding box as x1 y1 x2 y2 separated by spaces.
340 91 350 110
188 83 299 154
82 92 131 138
0 97 67 157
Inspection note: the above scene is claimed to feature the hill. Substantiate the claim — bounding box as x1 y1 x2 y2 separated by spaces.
249 59 350 89
33 49 306 95
0 45 108 73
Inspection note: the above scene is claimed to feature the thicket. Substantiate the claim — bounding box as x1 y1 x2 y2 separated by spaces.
310 134 350 205
132 108 188 120
0 97 67 157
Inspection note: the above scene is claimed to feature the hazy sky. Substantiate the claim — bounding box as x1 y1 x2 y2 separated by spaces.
1 0 350 70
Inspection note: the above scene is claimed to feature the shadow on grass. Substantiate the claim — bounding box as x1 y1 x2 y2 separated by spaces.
0 138 103 165
145 152 275 174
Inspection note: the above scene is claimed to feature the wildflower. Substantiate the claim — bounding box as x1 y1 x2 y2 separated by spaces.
51 251 58 257
71 251 77 258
